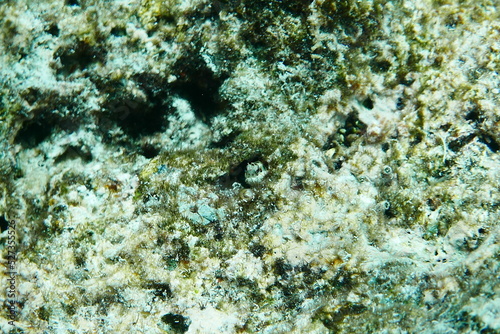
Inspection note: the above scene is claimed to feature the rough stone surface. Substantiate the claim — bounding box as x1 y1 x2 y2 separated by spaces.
1 0 500 333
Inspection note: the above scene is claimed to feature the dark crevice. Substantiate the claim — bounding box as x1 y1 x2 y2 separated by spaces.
140 144 160 159
461 107 497 153
371 60 391 73
396 97 405 110
399 73 415 86
144 282 173 300
160 313 190 333
110 26 127 37
384 206 397 218
46 24 59 36
465 108 484 124
333 160 343 170
318 303 368 331
54 145 92 164
273 258 293 279
362 97 374 109
323 112 367 150
217 155 265 189
55 41 106 76
448 133 476 152
478 133 499 153
410 132 423 145
15 111 78 148
21 87 42 105
249 244 267 258
100 73 173 139
114 99 168 138
171 54 228 124
65 0 80 6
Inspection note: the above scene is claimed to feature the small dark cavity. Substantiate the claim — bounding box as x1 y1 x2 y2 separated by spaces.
37 306 51 321
426 198 438 211
433 55 444 68
94 289 124 315
280 284 303 310
362 97 374 109
0 215 9 233
74 252 86 268
187 0 225 21
103 96 170 138
301 264 326 286
410 132 423 145
160 313 190 333
281 0 313 17
140 144 160 159
323 113 366 149
396 97 405 110
448 133 476 152
46 24 59 36
342 112 367 147
400 75 415 86
445 14 461 29
381 142 390 152
217 155 265 189
273 258 293 279
329 268 355 290
213 222 224 241
110 26 127 37
21 87 42 105
65 0 79 6
384 206 396 218
250 244 267 258
440 123 452 131
464 108 484 124
333 160 343 170
322 133 337 151
144 282 173 300
55 41 106 76
102 73 175 138
171 238 190 262
54 145 92 164
372 60 391 73
431 166 450 179
209 0 224 17
14 111 73 148
478 133 500 153
171 54 228 124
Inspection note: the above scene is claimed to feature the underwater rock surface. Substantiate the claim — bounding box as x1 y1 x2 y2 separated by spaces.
1 0 500 333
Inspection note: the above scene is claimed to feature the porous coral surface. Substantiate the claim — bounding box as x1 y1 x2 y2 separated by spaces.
1 0 500 333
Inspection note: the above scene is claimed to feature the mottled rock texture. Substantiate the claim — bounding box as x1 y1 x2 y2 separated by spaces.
1 0 500 333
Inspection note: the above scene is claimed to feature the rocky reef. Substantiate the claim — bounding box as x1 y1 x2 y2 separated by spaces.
1 0 500 333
